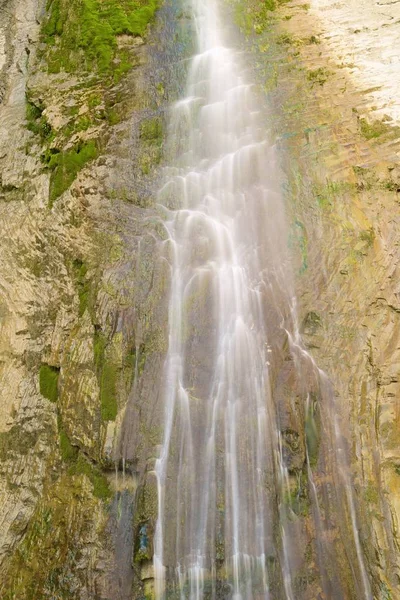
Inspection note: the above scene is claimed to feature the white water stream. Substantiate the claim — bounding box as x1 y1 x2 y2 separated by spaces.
152 0 372 598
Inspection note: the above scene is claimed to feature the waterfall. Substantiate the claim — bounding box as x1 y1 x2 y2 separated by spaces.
152 0 372 598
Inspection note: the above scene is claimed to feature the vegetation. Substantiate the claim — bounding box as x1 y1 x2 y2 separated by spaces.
359 117 391 140
1 467 108 599
59 426 78 462
24 0 160 205
100 362 118 421
42 0 159 77
0 426 37 461
26 100 53 141
276 32 294 45
68 454 111 499
72 258 90 316
306 67 330 86
45 140 99 206
93 329 118 422
140 116 163 143
359 228 375 247
305 396 320 468
39 364 60 402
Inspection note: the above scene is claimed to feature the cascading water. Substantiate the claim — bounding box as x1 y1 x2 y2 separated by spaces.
152 0 372 598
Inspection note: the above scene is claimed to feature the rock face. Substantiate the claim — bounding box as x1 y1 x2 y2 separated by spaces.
0 0 400 597
232 0 400 596
0 0 177 596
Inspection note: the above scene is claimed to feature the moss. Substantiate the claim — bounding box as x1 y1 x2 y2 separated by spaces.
312 180 353 208
359 118 391 140
47 140 99 205
94 328 107 370
359 228 375 247
93 329 118 422
88 93 102 108
1 471 107 599
42 0 159 78
100 362 118 421
68 454 111 499
39 364 60 402
106 106 122 125
305 396 320 468
364 481 379 505
59 427 78 462
140 116 163 144
276 32 294 45
26 100 53 141
72 258 90 316
379 581 393 600
0 426 37 461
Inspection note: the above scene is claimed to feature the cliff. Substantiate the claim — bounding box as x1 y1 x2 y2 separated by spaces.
0 0 400 597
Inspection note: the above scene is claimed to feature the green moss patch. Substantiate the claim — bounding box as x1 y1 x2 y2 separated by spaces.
43 0 159 77
46 140 99 206
72 258 90 316
359 118 391 140
140 116 163 143
93 329 118 422
100 362 118 421
68 454 111 499
26 100 53 141
0 426 37 461
59 427 78 462
39 364 60 402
